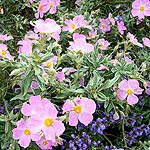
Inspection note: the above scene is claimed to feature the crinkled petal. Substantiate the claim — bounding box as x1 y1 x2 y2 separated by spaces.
119 80 128 90
82 99 96 114
117 89 127 100
31 133 41 141
62 99 74 113
53 120 65 136
21 103 31 116
128 79 139 89
79 112 93 126
18 135 31 148
69 111 79 126
127 94 138 105
13 128 24 139
43 126 55 142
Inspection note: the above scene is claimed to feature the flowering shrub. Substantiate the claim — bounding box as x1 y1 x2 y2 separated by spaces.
0 0 150 149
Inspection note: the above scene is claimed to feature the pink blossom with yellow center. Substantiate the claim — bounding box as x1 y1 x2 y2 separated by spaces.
131 0 150 20
117 79 143 105
62 98 96 126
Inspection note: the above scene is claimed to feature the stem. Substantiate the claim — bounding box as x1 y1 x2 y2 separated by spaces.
103 133 113 146
122 117 127 148
2 96 9 116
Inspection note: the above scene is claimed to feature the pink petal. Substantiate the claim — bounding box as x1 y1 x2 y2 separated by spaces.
45 103 58 119
82 99 96 114
133 88 143 95
31 133 41 141
18 135 31 148
127 94 138 105
29 95 41 105
117 89 127 100
128 79 139 89
62 99 74 113
21 103 31 116
27 117 43 134
13 128 24 139
79 112 93 126
53 120 65 136
119 80 128 90
43 126 55 142
69 111 79 126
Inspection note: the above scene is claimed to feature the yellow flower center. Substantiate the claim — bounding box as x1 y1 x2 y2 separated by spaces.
0 9 2 13
74 105 82 113
71 24 76 29
24 129 31 135
44 118 53 127
89 35 93 38
140 6 145 11
30 53 33 56
47 62 52 67
43 140 48 145
49 73 54 77
40 6 43 11
1 50 6 56
127 89 132 95
99 45 103 49
50 2 53 8
102 24 105 28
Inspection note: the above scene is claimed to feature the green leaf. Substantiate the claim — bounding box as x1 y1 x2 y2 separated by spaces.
103 72 120 89
5 122 9 134
34 66 41 75
92 71 100 86
10 93 30 101
21 70 33 96
35 75 45 91
40 54 54 63
19 55 30 64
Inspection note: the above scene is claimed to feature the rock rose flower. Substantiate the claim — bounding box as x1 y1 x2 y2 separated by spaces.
63 98 96 126
117 79 143 105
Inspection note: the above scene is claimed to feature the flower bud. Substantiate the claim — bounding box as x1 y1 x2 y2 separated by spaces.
10 68 21 76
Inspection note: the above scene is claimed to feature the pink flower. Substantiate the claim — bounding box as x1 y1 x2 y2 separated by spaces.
0 44 14 59
54 71 65 82
73 33 86 40
96 64 106 71
21 95 51 117
18 38 34 55
35 0 49 18
36 137 55 149
127 32 143 47
31 19 60 34
117 79 143 105
96 39 110 50
86 30 97 39
62 98 96 126
108 13 115 25
117 21 127 35
13 118 40 148
75 15 92 29
99 19 110 34
142 37 150 47
124 56 134 64
0 34 13 41
47 0 60 14
26 98 65 142
69 37 94 54
63 17 80 33
131 0 150 20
